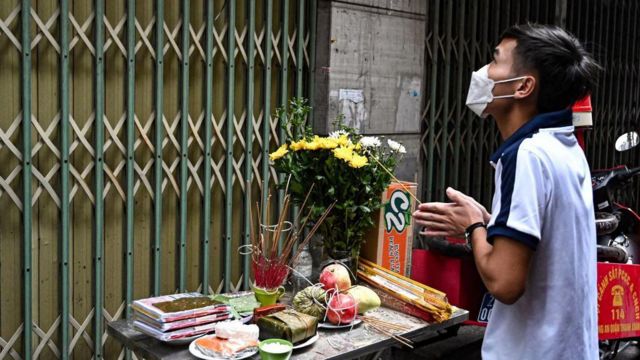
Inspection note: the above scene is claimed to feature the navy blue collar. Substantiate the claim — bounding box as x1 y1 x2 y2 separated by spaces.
489 109 573 163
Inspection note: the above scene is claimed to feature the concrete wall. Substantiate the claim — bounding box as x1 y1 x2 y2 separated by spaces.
314 0 425 182
334 0 425 14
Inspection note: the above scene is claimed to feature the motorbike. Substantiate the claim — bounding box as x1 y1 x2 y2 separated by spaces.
593 132 640 265
594 131 640 360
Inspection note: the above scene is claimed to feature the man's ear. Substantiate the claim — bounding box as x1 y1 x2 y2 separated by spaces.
514 76 536 99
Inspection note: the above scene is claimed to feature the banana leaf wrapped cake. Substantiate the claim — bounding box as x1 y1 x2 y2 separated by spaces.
256 309 318 344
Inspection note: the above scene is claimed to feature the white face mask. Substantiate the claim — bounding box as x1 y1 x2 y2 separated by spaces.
465 64 527 118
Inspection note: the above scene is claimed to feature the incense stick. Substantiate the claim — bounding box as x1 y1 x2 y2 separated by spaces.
359 316 412 332
371 156 422 204
363 320 413 348
248 185 335 289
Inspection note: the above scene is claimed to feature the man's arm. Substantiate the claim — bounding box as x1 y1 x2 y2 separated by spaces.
471 230 533 304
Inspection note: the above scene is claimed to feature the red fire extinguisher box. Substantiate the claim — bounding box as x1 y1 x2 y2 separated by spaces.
411 238 487 325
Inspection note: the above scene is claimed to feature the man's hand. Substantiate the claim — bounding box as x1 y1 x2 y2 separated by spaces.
413 187 487 237
413 187 533 304
459 190 491 223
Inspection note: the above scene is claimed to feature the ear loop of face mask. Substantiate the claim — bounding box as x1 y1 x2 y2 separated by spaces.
491 76 528 99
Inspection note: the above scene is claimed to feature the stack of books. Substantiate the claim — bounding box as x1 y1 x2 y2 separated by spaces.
132 292 232 342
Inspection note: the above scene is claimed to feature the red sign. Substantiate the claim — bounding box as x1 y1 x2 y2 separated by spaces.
597 262 640 340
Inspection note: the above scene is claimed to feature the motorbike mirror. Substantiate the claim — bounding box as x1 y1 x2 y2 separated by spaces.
614 131 639 152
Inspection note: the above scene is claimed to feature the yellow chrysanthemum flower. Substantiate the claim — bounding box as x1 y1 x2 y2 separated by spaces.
318 137 339 149
289 140 307 151
337 134 351 147
349 153 369 168
332 146 354 162
303 137 322 150
269 144 289 161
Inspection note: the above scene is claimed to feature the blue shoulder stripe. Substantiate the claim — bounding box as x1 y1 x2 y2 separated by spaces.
494 146 519 229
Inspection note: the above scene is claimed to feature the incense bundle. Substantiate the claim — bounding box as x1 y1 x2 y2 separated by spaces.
249 183 335 290
357 258 452 322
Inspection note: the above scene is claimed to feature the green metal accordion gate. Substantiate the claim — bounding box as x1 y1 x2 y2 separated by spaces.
0 0 316 358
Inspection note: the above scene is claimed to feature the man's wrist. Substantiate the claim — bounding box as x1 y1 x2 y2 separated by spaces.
465 222 487 247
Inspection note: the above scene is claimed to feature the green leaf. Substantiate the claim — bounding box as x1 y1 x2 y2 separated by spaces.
358 205 371 213
290 181 303 194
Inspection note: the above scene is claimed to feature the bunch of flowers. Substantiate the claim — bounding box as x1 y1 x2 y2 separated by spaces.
270 98 406 259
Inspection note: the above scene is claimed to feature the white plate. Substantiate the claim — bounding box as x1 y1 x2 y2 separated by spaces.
188 338 258 360
318 318 362 329
293 333 319 350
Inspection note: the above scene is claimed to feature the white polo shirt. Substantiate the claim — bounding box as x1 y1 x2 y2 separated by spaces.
482 109 598 360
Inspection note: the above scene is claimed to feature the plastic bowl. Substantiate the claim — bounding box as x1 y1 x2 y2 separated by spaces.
258 339 293 360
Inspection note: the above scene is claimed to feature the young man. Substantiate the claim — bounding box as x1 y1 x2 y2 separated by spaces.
413 24 601 359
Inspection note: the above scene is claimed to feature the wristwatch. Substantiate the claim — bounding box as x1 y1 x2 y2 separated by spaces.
464 222 487 247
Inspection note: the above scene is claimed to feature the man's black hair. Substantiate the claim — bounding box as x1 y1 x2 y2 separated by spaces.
500 23 601 113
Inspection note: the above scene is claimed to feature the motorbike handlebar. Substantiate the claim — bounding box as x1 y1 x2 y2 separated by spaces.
611 166 640 185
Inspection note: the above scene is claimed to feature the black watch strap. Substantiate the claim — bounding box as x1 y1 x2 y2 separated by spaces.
464 222 487 245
